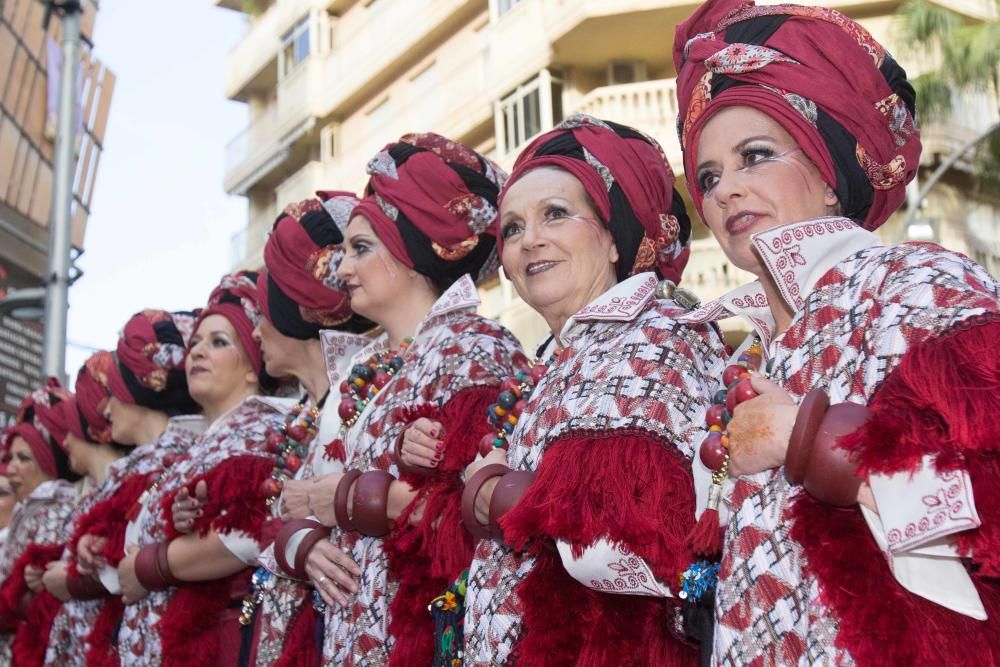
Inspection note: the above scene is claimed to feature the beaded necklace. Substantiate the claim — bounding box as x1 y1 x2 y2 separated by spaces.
479 341 559 456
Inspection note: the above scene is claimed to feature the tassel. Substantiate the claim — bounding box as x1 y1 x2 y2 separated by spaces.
688 480 723 558
324 438 346 462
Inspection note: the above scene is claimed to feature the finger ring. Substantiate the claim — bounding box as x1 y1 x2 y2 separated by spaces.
318 576 327 584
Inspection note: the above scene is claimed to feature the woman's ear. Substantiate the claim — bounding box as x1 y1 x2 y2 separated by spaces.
824 185 840 210
609 242 620 265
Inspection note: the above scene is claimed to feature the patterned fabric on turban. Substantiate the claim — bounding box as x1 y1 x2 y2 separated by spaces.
673 0 920 230
107 309 200 416
260 193 369 340
499 113 692 284
70 350 115 445
195 271 267 379
353 132 508 290
11 379 81 480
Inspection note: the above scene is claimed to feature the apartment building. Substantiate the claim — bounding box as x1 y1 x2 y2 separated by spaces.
219 0 999 347
0 0 115 422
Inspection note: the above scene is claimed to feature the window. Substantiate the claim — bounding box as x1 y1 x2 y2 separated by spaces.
607 60 647 86
493 0 525 18
495 70 563 155
320 122 338 162
280 16 311 78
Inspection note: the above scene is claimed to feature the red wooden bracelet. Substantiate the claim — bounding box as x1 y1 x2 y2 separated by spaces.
488 470 535 543
274 518 322 577
785 389 830 485
334 469 363 531
65 570 109 600
803 402 870 506
351 470 395 537
154 542 181 587
135 543 171 591
293 525 332 580
393 429 436 478
461 464 511 540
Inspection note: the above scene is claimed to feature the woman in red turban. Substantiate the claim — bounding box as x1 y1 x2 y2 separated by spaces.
672 0 1000 663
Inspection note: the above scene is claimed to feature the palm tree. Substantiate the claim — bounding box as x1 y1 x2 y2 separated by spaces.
896 0 1000 196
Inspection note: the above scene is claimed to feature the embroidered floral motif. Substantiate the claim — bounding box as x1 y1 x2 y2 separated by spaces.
875 93 917 147
582 147 614 191
783 92 818 127
432 236 480 261
631 236 657 275
320 196 356 231
682 72 713 150
557 113 614 132
375 193 400 222
283 198 322 221
705 43 799 75
855 143 907 190
367 150 398 180
445 192 498 236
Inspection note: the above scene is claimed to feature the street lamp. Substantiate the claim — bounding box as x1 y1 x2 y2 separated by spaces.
0 288 47 321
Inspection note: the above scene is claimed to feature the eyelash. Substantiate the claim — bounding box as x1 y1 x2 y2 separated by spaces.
500 205 572 240
350 242 371 256
696 145 777 194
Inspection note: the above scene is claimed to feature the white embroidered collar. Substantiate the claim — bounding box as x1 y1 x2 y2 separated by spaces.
162 414 207 441
204 395 295 434
26 479 69 502
559 273 658 344
679 218 879 343
320 330 372 389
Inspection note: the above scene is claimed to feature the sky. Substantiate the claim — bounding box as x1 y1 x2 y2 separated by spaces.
64 0 250 374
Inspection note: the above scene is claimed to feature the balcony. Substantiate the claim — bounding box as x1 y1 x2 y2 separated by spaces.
573 78 683 171
224 58 323 195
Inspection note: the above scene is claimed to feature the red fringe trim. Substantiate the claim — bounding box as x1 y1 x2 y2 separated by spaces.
839 320 1000 576
12 590 61 667
502 433 697 664
384 386 494 667
791 494 1000 665
158 572 249 667
273 602 322 667
69 471 155 566
85 596 124 667
161 455 274 541
0 542 64 627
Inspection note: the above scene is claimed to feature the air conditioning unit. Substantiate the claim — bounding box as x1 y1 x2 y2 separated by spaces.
607 61 647 86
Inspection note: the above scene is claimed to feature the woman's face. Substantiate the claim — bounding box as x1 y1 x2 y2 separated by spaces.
186 314 257 413
64 431 92 476
106 396 149 445
252 316 299 379
0 475 16 529
499 167 619 323
337 215 426 324
7 436 52 501
693 106 839 274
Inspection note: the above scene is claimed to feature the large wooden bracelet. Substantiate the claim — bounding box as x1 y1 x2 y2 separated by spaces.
293 524 332 580
488 470 535 543
786 389 869 506
65 570 109 600
135 542 180 591
461 464 511 540
274 518 322 577
333 469 363 532
393 429 436 478
351 470 395 537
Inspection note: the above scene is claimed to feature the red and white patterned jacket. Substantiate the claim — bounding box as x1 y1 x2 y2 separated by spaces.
678 217 1000 666
465 273 726 666
321 274 523 666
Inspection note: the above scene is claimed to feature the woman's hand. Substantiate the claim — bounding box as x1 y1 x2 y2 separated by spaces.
281 479 316 520
400 418 445 468
304 540 361 607
76 534 107 575
24 564 44 593
117 546 148 604
307 473 344 527
172 480 208 534
726 374 798 478
464 448 509 524
41 561 71 601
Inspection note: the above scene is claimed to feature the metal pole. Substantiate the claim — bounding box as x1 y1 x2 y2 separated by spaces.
42 1 82 382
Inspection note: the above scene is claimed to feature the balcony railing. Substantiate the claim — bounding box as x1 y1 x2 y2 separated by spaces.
573 78 683 170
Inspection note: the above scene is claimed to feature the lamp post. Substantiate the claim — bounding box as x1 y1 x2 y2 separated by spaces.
41 0 83 382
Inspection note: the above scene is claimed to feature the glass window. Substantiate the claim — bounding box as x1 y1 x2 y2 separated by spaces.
496 71 563 154
495 0 525 17
280 16 311 78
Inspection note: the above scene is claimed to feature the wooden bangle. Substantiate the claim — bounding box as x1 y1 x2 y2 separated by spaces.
461 463 511 540
334 469 362 531
785 389 830 485
135 543 171 591
803 402 870 506
274 518 322 577
351 470 395 537
488 470 535 543
154 542 181 587
293 526 332 580
65 570 109 600
393 429 436 478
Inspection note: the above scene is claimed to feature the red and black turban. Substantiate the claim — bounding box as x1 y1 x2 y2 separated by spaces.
10 379 81 481
107 309 200 416
260 193 369 340
353 132 508 291
69 350 114 445
500 114 692 284
673 0 920 230
195 271 269 380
